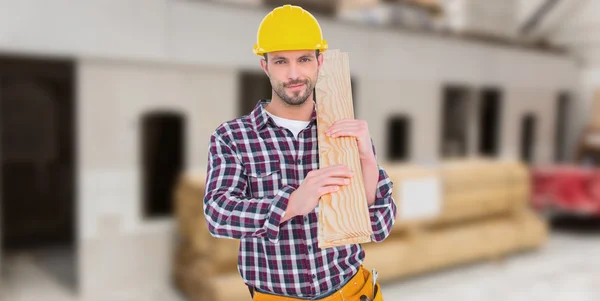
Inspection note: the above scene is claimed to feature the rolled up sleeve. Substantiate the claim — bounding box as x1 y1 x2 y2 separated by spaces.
368 166 397 242
367 139 397 242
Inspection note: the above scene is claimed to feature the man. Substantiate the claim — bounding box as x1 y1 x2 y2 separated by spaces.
204 4 396 301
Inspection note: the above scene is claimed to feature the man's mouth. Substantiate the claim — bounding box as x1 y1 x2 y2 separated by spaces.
286 83 305 90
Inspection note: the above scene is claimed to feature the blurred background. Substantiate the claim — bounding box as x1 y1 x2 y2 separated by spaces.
1 0 600 300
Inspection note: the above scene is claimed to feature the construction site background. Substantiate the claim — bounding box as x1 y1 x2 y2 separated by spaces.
1 1 600 300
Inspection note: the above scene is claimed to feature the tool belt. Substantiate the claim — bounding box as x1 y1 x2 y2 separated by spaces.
250 266 383 301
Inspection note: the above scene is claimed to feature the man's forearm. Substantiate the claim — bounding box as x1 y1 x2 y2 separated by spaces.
360 154 379 206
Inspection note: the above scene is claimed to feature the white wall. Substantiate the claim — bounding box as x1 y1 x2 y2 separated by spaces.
0 0 581 299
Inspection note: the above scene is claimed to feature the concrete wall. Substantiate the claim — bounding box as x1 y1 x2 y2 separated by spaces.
0 0 581 299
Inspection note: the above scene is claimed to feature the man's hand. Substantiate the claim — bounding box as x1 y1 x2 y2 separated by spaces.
283 164 354 222
325 119 379 206
325 119 375 160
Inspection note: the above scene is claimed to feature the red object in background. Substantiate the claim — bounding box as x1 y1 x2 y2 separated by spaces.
531 165 600 216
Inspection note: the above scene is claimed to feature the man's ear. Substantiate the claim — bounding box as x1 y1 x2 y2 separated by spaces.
260 57 269 77
317 52 324 69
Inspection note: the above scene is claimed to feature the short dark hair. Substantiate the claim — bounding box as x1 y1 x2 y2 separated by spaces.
264 50 320 63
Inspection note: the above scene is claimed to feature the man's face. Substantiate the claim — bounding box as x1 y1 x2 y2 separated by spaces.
261 50 323 106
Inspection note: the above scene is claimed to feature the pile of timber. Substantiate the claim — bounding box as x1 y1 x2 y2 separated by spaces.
365 158 547 281
385 158 530 231
172 158 547 300
172 173 249 301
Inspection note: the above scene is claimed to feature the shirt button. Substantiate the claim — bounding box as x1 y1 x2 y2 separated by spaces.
297 159 302 164
304 217 309 223
312 274 316 279
308 245 312 251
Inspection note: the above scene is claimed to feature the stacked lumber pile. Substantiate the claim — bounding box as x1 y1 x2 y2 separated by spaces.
362 209 546 282
363 158 547 281
172 158 547 300
172 173 249 301
384 158 530 231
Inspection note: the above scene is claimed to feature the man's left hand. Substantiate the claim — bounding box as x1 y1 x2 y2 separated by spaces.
325 118 375 160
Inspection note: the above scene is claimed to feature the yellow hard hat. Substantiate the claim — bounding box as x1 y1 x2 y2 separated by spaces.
253 5 328 56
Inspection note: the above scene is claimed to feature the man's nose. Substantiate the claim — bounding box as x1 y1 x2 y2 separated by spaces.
287 62 300 80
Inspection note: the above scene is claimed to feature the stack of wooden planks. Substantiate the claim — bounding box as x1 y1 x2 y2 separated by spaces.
383 158 531 231
173 173 248 301
361 158 547 282
361 209 547 282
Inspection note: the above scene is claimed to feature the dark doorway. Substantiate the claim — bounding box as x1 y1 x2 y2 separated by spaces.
554 92 570 162
478 88 502 156
239 71 271 117
387 115 411 161
521 114 537 163
0 55 76 251
0 54 78 293
441 85 470 158
141 111 185 218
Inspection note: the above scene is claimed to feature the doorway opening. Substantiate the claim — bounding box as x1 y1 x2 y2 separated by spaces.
387 115 411 161
141 111 186 218
0 54 77 295
521 114 537 163
238 71 272 117
554 92 570 162
478 88 503 157
440 85 471 158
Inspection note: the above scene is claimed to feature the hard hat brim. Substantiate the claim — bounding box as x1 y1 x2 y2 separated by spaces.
254 40 328 56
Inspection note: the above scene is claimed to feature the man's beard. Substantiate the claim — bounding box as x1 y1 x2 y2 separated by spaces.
272 78 314 106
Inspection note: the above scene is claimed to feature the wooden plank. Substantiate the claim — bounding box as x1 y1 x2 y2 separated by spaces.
315 49 373 248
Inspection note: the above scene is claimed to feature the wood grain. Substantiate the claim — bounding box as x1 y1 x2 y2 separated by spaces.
316 49 373 248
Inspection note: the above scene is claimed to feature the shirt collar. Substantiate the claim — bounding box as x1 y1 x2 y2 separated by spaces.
251 99 318 131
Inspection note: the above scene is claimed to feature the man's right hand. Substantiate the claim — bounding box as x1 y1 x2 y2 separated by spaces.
283 164 354 222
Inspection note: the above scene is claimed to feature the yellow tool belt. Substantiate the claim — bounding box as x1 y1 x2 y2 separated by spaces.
253 266 384 301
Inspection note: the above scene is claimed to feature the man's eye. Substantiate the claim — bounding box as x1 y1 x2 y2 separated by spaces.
301 58 311 62
275 60 284 64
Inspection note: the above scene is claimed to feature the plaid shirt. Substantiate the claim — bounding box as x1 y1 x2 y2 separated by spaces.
203 99 396 298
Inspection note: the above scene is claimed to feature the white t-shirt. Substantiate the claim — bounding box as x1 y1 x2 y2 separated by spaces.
265 110 310 139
